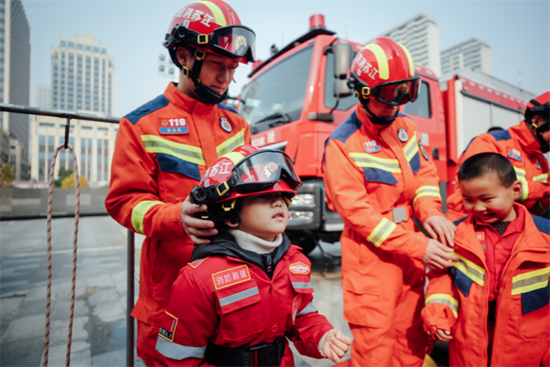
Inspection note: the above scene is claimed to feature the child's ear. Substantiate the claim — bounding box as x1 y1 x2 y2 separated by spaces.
223 218 239 228
511 180 523 201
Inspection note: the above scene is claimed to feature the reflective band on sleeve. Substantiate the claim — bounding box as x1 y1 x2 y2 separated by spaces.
195 1 227 27
350 152 402 173
403 133 419 161
216 129 246 158
156 335 206 360
292 282 313 290
367 218 397 247
142 135 205 166
131 200 164 235
218 286 259 307
533 173 548 183
413 186 441 204
512 267 550 295
362 43 389 80
513 167 529 201
453 253 485 286
426 293 459 318
296 301 317 317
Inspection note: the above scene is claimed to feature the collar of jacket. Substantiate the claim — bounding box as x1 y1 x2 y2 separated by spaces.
510 121 542 156
455 204 549 263
355 103 396 137
190 231 292 275
164 82 218 114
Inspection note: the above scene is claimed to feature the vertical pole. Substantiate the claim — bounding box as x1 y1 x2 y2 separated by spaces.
127 229 135 367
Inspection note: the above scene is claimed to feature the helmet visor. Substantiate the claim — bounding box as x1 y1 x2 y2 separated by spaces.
231 150 302 193
211 25 256 62
372 77 421 106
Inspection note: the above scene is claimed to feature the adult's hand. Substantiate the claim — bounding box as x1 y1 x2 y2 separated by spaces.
180 196 217 244
424 215 456 247
422 239 458 270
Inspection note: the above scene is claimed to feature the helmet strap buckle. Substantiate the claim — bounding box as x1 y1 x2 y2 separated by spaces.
194 49 206 61
361 86 371 98
221 199 236 212
182 66 190 77
216 181 231 197
197 34 209 45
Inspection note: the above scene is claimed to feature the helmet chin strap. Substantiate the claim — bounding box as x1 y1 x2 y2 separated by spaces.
362 100 398 125
531 121 550 153
185 49 228 105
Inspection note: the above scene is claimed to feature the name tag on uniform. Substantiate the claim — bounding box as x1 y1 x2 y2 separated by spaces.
159 118 189 134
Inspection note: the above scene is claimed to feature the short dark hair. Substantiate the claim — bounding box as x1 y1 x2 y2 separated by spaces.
458 152 517 188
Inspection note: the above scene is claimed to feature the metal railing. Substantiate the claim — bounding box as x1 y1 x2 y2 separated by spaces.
0 103 136 367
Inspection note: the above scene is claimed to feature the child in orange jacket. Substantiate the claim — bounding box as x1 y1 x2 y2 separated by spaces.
422 152 550 366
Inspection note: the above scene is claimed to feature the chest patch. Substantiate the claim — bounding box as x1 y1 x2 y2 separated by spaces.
290 262 310 274
220 117 232 133
398 128 409 142
507 147 522 161
159 118 189 134
363 140 381 153
212 265 251 290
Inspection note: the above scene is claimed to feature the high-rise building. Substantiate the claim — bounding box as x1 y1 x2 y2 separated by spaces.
440 38 492 76
1 0 31 180
30 35 116 187
51 35 114 116
370 13 441 77
36 84 52 109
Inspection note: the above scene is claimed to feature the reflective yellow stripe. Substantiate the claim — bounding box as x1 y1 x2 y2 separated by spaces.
533 173 548 183
350 152 402 173
367 218 397 247
216 129 246 158
141 135 205 166
362 43 389 80
413 185 441 204
195 1 227 27
513 167 529 201
452 253 485 286
426 294 459 318
131 201 164 235
403 132 418 162
512 267 550 295
397 43 415 77
222 152 245 165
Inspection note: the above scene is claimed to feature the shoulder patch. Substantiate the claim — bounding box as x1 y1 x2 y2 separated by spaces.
217 103 241 116
531 214 550 234
188 257 209 269
124 95 170 125
326 111 362 147
290 262 310 274
488 129 512 141
397 111 415 122
454 215 470 227
212 265 251 290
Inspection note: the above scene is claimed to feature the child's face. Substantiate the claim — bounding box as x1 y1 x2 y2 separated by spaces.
236 193 290 241
459 173 522 224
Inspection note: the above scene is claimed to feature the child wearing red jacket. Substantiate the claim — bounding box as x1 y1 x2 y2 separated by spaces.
422 153 550 366
153 145 352 366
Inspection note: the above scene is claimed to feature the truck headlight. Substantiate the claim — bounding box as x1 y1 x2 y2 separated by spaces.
290 211 314 220
291 193 315 207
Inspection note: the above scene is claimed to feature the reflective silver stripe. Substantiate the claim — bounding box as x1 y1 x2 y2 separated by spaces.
513 273 549 290
297 301 317 317
291 282 312 290
218 286 259 307
425 294 459 318
142 135 205 165
156 335 206 360
367 218 396 247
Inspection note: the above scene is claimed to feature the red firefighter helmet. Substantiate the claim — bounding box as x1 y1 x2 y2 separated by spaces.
525 91 550 122
163 0 255 67
347 37 421 106
190 145 302 220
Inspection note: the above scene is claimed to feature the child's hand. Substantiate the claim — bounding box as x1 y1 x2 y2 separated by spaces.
434 329 453 342
321 329 352 363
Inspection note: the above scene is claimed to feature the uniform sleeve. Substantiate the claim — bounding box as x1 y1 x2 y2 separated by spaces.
287 293 334 359
105 118 185 239
323 138 429 260
154 268 216 366
421 266 459 339
411 140 444 224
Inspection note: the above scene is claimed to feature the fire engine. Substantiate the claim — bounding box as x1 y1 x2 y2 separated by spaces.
237 14 533 254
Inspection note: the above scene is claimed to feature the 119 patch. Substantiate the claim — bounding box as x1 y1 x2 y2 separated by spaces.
159 118 189 134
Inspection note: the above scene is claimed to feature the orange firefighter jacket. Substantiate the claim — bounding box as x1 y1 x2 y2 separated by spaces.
447 121 550 221
422 205 550 367
105 82 250 327
323 105 444 319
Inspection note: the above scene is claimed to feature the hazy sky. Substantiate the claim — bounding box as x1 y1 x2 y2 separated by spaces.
22 0 549 118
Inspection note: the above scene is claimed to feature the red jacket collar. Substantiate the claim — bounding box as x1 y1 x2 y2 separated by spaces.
509 121 541 156
355 104 393 137
164 82 216 114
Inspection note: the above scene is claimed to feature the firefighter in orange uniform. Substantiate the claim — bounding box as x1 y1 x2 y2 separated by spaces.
323 37 458 366
446 91 550 221
105 1 255 364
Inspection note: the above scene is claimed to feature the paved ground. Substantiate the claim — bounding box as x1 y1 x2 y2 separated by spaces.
0 216 349 367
